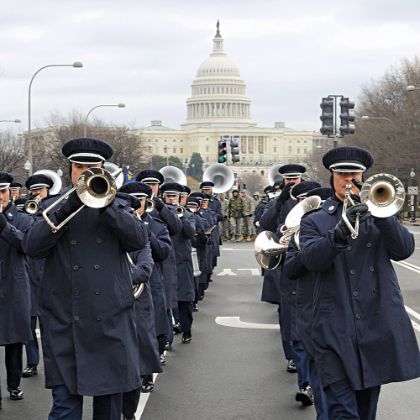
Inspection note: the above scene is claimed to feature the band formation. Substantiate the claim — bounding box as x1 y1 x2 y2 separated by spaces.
0 136 419 420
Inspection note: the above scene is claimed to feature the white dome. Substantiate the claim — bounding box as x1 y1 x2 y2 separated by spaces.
196 55 241 78
183 22 255 129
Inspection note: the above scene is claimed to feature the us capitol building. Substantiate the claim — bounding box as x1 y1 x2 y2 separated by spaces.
132 22 324 178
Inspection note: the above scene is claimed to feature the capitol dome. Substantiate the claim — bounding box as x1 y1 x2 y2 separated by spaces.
182 22 255 128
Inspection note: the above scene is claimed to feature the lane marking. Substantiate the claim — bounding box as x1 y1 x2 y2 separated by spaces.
215 316 279 330
216 269 237 276
238 268 260 276
221 248 253 251
136 372 158 418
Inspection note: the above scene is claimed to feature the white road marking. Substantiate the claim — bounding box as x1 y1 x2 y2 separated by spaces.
215 316 279 330
216 269 237 276
221 248 253 251
136 372 158 418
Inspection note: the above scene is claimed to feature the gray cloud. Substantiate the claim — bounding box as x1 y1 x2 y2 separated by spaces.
1 0 420 133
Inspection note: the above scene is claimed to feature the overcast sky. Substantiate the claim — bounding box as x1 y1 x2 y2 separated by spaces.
1 0 420 133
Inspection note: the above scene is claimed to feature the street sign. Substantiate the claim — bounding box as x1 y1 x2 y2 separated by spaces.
408 186 418 195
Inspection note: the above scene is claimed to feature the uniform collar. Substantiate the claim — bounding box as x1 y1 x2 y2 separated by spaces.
322 197 342 215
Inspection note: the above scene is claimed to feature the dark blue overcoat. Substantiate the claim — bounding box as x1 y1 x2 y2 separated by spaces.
146 214 171 336
0 204 33 345
208 195 222 258
129 240 162 376
23 196 148 396
300 197 420 390
173 210 196 302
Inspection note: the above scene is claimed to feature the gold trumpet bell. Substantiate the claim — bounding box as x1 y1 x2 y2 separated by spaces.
76 168 117 209
360 173 405 218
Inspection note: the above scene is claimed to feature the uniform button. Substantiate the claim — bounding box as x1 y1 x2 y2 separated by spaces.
346 246 352 252
74 315 80 321
74 289 80 296
94 264 100 270
373 287 377 293
96 238 102 244
352 291 359 297
350 269 356 275
366 242 372 248
96 316 102 321
70 240 77 245
355 313 361 320
369 266 375 272
292 291 297 295
73 265 79 271
95 289 101 295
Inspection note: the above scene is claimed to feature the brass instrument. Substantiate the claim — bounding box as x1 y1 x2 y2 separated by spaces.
254 196 322 270
176 205 184 218
191 248 201 277
160 166 187 185
43 167 122 233
145 198 155 213
202 164 234 193
33 169 63 195
342 173 405 239
267 163 284 186
24 195 42 214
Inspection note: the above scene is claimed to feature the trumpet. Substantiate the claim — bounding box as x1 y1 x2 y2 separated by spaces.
43 167 122 233
145 198 155 213
24 195 42 214
341 173 405 239
126 252 144 299
176 205 184 218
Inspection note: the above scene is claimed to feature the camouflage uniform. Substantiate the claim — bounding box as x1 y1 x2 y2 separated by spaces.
219 195 231 240
241 193 256 241
228 195 245 241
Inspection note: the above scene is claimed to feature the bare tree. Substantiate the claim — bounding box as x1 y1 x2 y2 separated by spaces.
30 112 150 186
0 130 25 176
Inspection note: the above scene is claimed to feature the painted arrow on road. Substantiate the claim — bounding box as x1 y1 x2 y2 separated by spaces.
215 316 279 330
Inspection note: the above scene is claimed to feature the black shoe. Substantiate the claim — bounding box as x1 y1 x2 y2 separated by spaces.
8 387 24 400
173 322 182 334
22 365 38 378
160 354 166 365
287 359 297 373
193 305 199 312
141 375 154 393
295 384 314 406
182 333 192 344
164 341 172 351
198 293 204 300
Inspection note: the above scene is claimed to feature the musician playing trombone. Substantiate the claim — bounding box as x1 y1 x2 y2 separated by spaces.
299 146 420 419
22 138 149 420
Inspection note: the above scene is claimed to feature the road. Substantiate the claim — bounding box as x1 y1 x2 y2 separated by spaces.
1 226 420 419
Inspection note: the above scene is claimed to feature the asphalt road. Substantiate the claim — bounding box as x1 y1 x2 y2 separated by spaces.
1 226 420 419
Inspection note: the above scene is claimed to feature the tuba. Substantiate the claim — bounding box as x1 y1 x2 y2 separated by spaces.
202 163 234 194
254 195 322 270
267 163 284 187
160 166 187 186
341 173 405 239
42 166 122 233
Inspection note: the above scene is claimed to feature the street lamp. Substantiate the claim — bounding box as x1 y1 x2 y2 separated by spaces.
163 146 169 166
83 103 126 137
406 85 419 92
360 115 396 129
0 119 21 123
28 62 83 175
409 168 417 222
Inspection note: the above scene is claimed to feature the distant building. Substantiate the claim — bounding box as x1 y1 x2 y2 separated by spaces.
132 22 323 180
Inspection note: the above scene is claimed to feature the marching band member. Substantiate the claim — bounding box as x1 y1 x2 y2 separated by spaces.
161 182 196 343
22 173 54 379
23 138 148 420
299 146 420 419
254 186 272 234
136 170 182 351
260 164 306 373
0 172 33 405
284 186 332 419
9 181 23 202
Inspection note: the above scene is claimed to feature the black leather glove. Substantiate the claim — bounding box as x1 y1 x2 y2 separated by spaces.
0 213 7 233
55 191 83 224
154 198 164 211
335 203 370 241
276 183 294 208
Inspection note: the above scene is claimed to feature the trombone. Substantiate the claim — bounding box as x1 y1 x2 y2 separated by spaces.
43 167 122 233
341 173 405 239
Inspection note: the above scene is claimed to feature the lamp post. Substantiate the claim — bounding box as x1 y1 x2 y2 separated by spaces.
409 168 417 222
163 146 169 166
406 85 420 92
360 115 396 129
24 160 31 179
28 62 83 176
83 103 126 137
0 119 21 123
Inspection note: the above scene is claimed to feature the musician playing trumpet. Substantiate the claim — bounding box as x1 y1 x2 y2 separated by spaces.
23 138 149 420
299 146 420 419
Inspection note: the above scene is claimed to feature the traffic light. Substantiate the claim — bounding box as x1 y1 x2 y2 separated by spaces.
230 135 240 163
320 97 334 136
339 98 355 136
218 138 227 163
